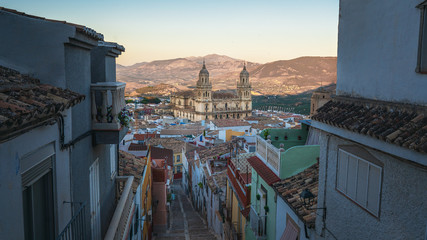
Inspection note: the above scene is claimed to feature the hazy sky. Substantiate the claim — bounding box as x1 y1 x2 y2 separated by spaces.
2 0 339 66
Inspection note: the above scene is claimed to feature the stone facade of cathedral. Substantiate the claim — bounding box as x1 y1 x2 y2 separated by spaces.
170 62 252 121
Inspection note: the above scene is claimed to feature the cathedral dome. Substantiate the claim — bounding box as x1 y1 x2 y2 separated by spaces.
240 64 249 78
199 61 209 77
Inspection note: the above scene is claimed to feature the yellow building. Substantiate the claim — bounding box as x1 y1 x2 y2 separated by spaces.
225 153 254 240
141 152 152 240
225 129 245 141
118 151 152 239
171 62 252 121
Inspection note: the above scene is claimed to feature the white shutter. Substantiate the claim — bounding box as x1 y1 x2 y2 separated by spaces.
367 165 381 215
346 156 358 199
356 160 368 206
337 150 348 192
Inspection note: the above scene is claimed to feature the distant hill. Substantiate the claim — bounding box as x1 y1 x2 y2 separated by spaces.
117 54 336 96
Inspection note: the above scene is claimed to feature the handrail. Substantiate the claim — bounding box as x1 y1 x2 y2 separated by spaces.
56 202 87 240
104 176 134 240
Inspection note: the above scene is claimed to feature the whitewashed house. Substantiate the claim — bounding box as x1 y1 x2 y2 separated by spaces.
311 1 427 239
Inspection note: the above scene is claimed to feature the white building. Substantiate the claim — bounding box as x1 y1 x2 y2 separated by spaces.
311 1 427 239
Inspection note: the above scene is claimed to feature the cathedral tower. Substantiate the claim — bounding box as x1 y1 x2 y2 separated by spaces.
196 61 212 101
237 64 251 100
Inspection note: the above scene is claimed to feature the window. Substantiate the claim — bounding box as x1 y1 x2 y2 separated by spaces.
110 144 117 178
176 155 180 162
417 1 427 72
280 214 300 240
336 148 382 217
21 144 55 240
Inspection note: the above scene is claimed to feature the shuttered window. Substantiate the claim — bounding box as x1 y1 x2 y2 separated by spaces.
336 149 382 217
21 143 55 188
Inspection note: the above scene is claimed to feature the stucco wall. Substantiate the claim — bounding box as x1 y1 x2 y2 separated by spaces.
337 0 427 105
275 197 311 240
0 10 74 88
279 145 319 179
250 169 277 240
0 119 72 240
315 131 427 240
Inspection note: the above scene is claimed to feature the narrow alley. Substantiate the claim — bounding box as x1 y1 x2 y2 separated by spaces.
153 180 218 240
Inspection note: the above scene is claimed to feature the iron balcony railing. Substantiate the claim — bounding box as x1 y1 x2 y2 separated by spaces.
56 202 87 240
250 206 267 239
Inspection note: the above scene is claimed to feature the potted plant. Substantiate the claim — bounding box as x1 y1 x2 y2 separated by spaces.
264 205 269 213
118 108 131 128
256 194 261 200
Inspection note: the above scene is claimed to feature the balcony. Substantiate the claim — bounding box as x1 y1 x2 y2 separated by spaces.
250 206 267 239
105 176 135 240
91 82 127 144
56 203 87 240
256 135 280 174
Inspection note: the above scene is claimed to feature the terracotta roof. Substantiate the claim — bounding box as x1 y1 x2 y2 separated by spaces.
0 66 85 138
146 138 186 153
128 143 148 151
211 119 251 128
172 90 194 97
152 167 166 182
0 7 104 41
241 207 250 218
312 98 427 153
197 143 229 164
247 156 280 185
134 133 159 141
119 151 147 193
272 164 319 228
150 146 173 166
212 92 237 99
160 129 203 136
244 116 270 121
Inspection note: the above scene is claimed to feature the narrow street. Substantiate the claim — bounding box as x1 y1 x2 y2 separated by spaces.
153 180 218 240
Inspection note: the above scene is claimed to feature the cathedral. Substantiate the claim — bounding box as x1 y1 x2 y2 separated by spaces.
170 62 252 121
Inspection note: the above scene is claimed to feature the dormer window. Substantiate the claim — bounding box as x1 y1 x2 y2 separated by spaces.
417 1 427 73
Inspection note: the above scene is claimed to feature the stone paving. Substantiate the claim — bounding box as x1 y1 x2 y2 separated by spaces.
153 180 218 240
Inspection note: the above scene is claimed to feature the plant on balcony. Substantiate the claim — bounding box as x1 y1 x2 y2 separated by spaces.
264 205 269 213
262 129 270 140
256 194 261 200
118 108 131 128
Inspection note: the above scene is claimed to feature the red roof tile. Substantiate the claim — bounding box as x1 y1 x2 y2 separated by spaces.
134 133 159 141
128 143 148 151
0 66 84 138
150 146 173 167
247 156 280 185
241 207 250 218
312 97 427 153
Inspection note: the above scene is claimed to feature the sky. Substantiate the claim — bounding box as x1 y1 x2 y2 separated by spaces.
1 0 339 66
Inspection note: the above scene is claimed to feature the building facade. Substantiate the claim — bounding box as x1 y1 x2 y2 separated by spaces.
171 62 252 121
311 1 427 239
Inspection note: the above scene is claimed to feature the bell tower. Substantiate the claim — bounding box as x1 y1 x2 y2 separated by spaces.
237 64 251 100
196 60 212 101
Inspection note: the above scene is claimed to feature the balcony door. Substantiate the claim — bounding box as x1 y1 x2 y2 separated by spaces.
89 159 101 240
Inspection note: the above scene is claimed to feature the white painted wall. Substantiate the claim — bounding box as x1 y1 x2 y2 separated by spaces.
275 197 312 240
0 111 72 240
337 0 427 105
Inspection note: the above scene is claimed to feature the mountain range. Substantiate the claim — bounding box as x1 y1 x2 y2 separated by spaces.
117 54 337 96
